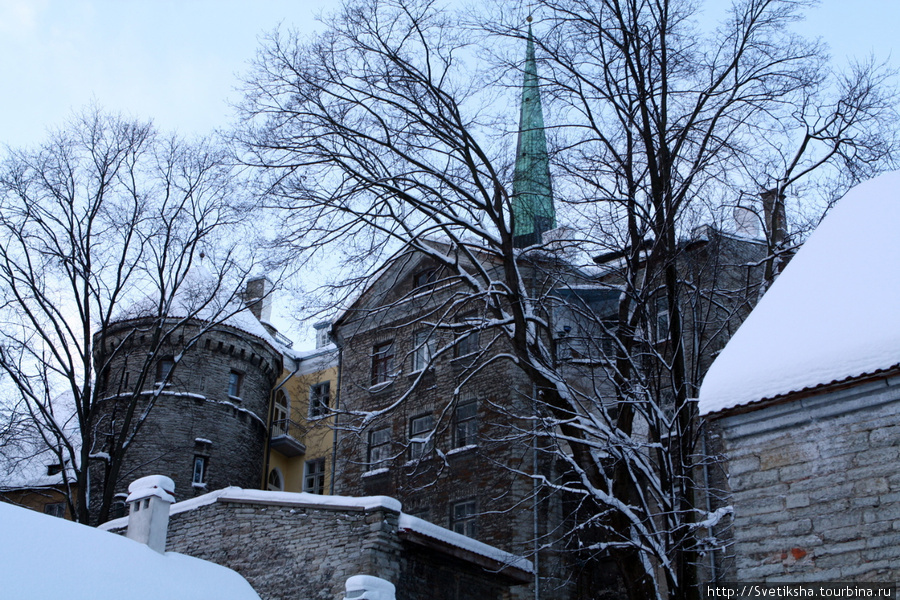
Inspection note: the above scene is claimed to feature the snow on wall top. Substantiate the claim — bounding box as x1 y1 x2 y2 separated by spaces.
398 513 534 573
699 171 900 416
99 487 532 573
0 501 260 600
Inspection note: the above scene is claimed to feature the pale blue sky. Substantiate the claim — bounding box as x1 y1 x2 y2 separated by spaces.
0 0 896 149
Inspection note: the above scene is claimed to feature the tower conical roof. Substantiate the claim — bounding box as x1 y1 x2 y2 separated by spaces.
512 24 555 248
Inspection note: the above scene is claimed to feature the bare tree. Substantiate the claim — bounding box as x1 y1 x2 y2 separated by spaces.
0 109 258 524
237 0 897 598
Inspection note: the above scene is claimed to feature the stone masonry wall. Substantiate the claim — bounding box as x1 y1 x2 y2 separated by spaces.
164 499 402 600
714 374 900 583
107 494 524 600
94 318 281 506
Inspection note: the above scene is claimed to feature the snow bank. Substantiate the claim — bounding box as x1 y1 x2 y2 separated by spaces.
699 171 900 415
0 501 260 600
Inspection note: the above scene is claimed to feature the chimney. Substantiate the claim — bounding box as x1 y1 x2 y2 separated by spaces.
343 575 396 600
125 475 176 554
761 188 787 246
244 276 273 323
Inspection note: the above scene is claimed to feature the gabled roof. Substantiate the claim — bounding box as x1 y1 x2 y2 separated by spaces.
1 501 260 600
699 171 900 416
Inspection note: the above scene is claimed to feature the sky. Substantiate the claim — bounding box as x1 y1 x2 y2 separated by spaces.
1 0 897 150
0 0 897 346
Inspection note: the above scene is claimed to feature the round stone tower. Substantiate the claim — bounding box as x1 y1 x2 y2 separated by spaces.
92 276 283 515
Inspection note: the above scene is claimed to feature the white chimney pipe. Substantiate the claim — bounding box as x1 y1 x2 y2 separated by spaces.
125 475 176 554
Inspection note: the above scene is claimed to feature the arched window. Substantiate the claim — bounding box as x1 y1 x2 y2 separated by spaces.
267 468 284 491
273 390 290 436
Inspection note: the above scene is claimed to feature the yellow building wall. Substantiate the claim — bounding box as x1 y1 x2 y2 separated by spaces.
266 362 339 494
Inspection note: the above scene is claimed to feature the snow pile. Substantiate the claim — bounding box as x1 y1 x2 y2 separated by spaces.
127 474 176 504
0 501 260 600
699 171 900 415
398 513 534 573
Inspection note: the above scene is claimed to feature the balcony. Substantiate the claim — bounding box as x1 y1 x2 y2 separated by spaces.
269 418 307 457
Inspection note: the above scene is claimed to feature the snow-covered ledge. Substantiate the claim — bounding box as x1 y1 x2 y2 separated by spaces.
125 475 176 554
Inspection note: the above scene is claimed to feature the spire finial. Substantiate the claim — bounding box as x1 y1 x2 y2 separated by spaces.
527 15 533 22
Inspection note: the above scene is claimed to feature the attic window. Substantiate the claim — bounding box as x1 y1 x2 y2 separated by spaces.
413 268 438 289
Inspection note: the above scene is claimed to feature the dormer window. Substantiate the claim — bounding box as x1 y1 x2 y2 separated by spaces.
413 268 438 289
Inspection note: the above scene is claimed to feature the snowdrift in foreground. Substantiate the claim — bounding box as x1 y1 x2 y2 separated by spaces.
0 501 260 600
699 171 900 415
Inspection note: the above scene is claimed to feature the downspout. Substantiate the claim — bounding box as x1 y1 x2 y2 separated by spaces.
330 337 343 495
262 355 302 490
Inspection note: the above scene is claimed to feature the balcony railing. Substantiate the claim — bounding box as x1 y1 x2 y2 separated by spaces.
269 418 307 457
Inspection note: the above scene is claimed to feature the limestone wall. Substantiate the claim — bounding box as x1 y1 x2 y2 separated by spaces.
714 374 900 582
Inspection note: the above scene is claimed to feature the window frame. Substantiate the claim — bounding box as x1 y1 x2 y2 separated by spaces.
454 315 480 358
409 413 435 460
303 458 327 494
267 467 284 491
371 341 395 386
453 399 478 448
43 502 66 519
228 370 243 398
156 356 174 384
367 427 392 470
192 455 208 485
308 381 330 418
411 331 434 372
450 499 477 538
413 267 438 289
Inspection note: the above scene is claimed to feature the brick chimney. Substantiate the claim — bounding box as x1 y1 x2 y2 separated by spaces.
125 475 176 554
244 276 273 323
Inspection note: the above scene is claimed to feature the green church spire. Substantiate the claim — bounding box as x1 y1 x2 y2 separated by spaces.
512 23 555 248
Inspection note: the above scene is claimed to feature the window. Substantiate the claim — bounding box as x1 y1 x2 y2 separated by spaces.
157 357 174 383
654 296 670 342
228 370 243 398
273 390 290 436
367 427 391 470
46 463 62 476
409 414 434 460
411 331 434 372
192 455 208 485
43 502 66 519
413 267 438 289
304 458 326 494
454 316 480 357
309 382 330 418
454 399 478 448
110 495 127 519
267 468 283 491
451 500 477 538
371 341 394 386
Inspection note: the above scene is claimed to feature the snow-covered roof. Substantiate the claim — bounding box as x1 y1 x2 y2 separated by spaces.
0 501 260 600
398 513 533 573
699 171 900 416
117 265 282 354
100 487 532 575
